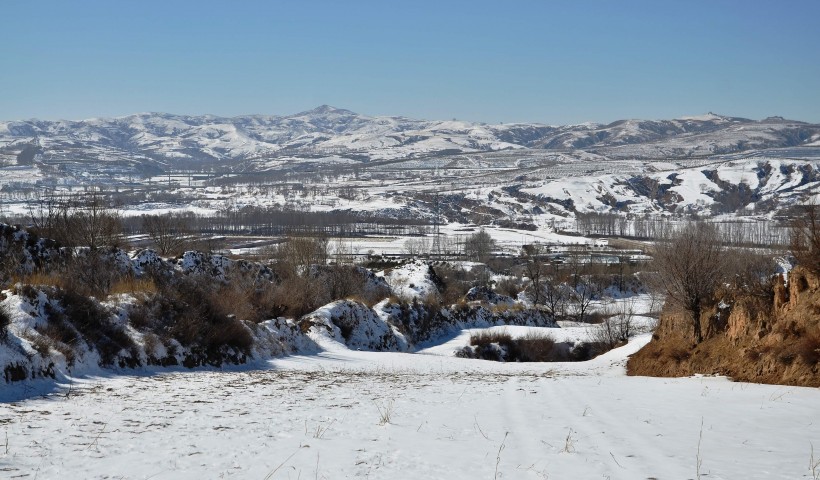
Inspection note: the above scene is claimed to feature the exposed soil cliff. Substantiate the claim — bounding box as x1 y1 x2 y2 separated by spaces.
628 267 820 387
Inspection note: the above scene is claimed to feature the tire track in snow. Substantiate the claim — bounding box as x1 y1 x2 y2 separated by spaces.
496 377 552 479
540 376 695 480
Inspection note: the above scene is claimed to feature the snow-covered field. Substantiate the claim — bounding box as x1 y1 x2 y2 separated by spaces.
2 332 818 480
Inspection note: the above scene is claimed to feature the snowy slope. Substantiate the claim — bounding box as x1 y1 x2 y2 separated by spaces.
1 333 818 479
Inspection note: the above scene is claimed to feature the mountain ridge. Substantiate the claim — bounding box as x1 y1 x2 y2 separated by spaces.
1 106 818 180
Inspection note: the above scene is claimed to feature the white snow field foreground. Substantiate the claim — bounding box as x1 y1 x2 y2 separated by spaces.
2 333 819 480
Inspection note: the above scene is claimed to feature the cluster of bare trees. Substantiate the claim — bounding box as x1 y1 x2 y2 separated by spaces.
575 211 791 247
141 214 193 256
522 244 604 322
28 193 123 249
201 205 430 236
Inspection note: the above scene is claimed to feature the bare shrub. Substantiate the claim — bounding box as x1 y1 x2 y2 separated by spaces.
274 236 329 277
589 301 635 351
0 235 26 289
433 264 487 305
796 330 820 365
31 192 124 249
127 276 254 355
269 274 326 318
461 330 559 362
516 331 558 362
0 301 11 342
495 276 523 298
564 253 604 322
162 277 254 353
62 248 128 297
463 330 518 362
68 195 125 249
36 321 78 365
54 288 136 366
109 277 159 296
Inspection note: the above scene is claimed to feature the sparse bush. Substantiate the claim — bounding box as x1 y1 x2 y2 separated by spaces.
0 302 11 342
653 222 727 343
109 277 159 296
434 264 488 305
796 330 820 365
54 288 136 366
142 276 255 354
589 300 637 350
495 276 523 298
62 248 128 297
29 192 124 249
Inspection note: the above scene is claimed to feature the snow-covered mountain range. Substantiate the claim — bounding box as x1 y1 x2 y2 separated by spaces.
1 106 818 170
1 106 819 221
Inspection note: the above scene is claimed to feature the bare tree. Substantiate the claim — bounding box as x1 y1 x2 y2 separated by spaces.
72 198 123 249
564 251 602 322
275 236 329 278
142 213 192 256
653 222 727 343
523 244 547 306
465 229 496 263
542 277 569 320
790 203 820 274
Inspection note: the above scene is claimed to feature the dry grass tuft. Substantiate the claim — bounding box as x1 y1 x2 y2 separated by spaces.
109 277 158 296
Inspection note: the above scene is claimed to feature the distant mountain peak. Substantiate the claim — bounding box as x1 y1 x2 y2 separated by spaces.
301 105 356 116
678 112 729 122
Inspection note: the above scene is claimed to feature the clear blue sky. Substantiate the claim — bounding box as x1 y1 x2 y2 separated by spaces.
1 0 818 124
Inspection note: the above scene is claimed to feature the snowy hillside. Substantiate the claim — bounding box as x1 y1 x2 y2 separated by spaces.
1 107 819 223
1 107 817 169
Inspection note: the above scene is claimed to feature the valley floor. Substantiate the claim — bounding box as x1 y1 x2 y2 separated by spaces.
1 335 818 479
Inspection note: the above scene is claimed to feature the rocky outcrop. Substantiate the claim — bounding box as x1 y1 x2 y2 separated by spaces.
628 267 820 387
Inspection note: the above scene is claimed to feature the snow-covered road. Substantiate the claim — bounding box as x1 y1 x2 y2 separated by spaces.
1 335 818 479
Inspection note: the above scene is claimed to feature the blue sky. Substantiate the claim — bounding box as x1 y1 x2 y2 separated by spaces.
1 1 818 124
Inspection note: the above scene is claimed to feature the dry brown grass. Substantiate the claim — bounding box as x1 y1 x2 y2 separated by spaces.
490 303 524 314
109 277 159 296
11 271 66 288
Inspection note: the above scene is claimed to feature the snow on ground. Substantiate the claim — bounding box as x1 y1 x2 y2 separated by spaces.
378 260 439 301
2 331 818 480
417 316 655 358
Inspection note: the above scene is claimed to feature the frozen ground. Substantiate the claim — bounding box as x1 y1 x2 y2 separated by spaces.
1 332 818 480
